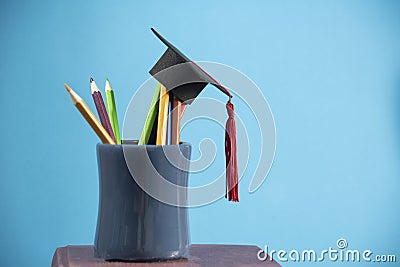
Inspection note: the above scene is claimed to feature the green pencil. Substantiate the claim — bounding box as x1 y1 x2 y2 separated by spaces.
139 82 161 145
105 78 121 144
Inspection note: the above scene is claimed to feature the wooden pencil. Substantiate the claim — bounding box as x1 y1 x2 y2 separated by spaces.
171 96 182 144
138 83 161 145
156 85 169 145
180 102 187 118
64 83 115 144
90 78 116 143
166 98 172 145
105 78 121 144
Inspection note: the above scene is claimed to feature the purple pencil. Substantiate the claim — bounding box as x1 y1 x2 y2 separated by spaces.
90 77 116 143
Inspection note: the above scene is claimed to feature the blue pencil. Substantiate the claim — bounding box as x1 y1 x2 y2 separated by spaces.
166 97 172 145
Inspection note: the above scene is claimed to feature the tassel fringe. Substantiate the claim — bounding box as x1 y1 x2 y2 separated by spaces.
225 99 239 202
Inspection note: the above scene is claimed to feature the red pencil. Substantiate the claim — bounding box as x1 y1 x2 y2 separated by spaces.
90 77 116 143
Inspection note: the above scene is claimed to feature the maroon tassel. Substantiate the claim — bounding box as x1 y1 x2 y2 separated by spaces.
190 61 238 201
225 99 239 202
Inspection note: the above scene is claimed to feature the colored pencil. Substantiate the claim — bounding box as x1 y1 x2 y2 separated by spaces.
166 98 172 145
90 78 116 143
171 96 182 144
64 83 115 144
156 85 169 145
139 83 161 145
105 78 121 144
181 103 187 118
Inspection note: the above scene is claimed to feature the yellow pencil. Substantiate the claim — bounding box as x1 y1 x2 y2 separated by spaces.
156 85 169 145
64 83 116 144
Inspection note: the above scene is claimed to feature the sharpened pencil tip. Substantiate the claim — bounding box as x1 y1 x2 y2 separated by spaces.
106 77 109 82
64 83 71 92
90 77 94 83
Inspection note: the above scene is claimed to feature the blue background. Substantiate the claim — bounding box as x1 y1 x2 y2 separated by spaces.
1 0 399 266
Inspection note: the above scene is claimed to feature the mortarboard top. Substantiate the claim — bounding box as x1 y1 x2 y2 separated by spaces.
149 28 232 104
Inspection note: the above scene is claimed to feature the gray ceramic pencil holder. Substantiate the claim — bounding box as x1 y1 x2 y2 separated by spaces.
94 141 191 261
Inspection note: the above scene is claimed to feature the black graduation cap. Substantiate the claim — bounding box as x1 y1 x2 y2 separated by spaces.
149 28 232 104
149 28 239 202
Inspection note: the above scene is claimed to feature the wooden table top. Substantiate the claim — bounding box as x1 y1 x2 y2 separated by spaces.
52 244 281 267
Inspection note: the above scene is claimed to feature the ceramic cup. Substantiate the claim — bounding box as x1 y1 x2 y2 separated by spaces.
94 141 191 261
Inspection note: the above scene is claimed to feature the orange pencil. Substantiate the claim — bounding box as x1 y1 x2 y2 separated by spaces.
64 83 115 144
171 96 182 144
